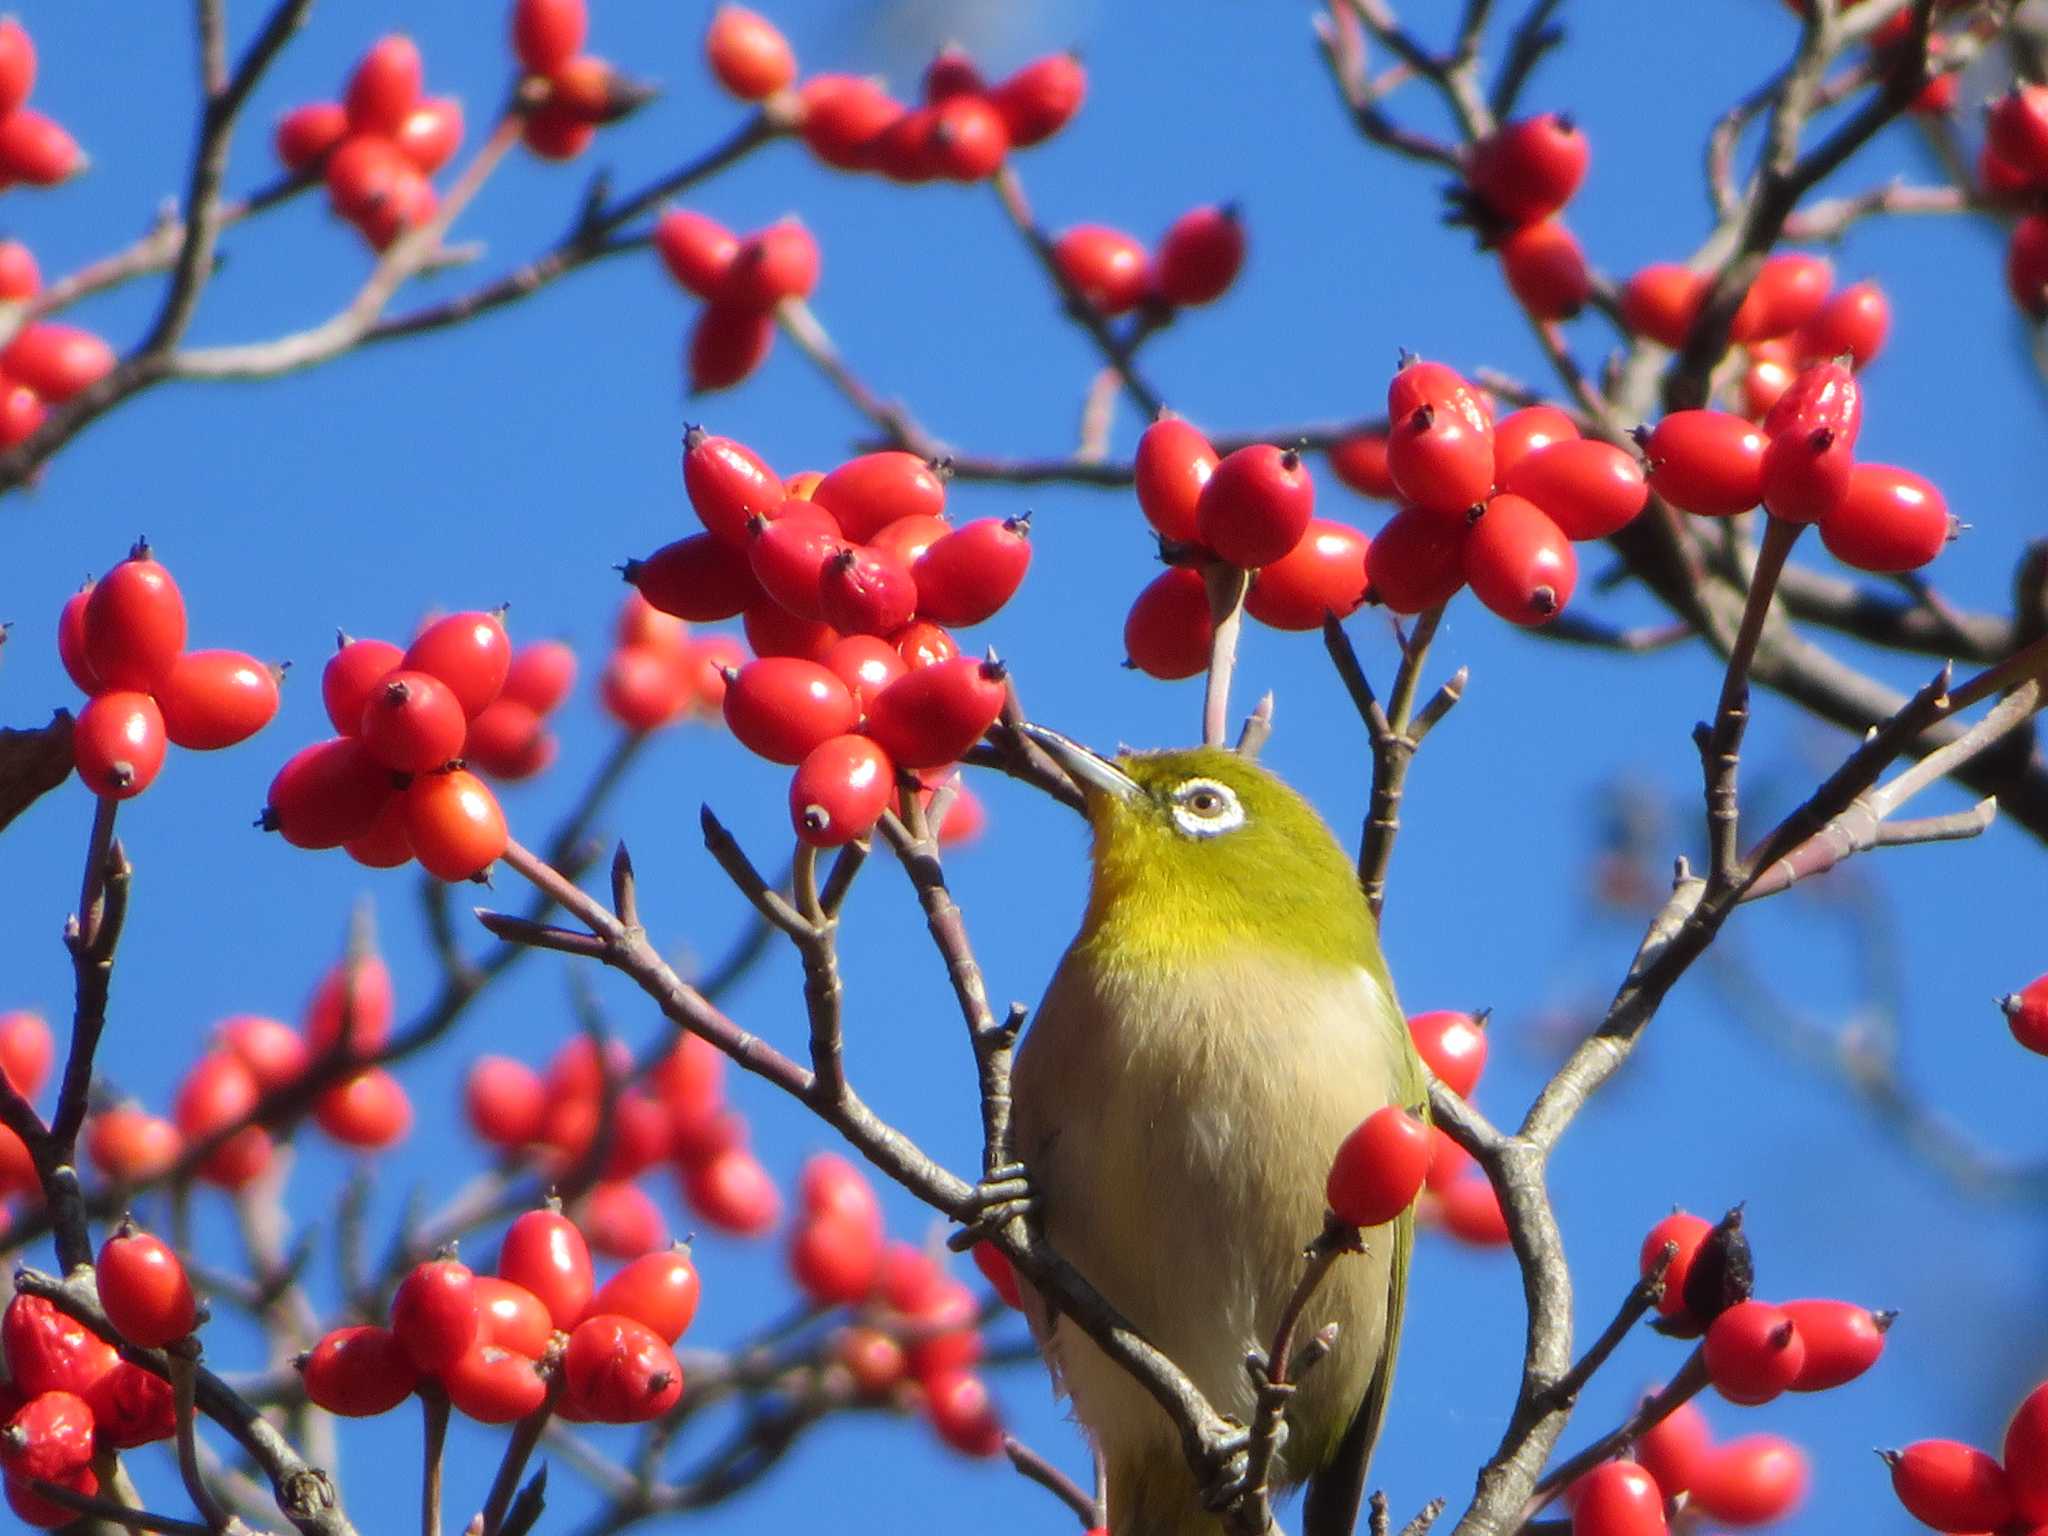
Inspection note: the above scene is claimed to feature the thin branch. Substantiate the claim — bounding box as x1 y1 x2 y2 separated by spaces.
1003 1437 1103 1530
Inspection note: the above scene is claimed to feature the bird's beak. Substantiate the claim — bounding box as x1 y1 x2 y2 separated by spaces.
1022 723 1142 803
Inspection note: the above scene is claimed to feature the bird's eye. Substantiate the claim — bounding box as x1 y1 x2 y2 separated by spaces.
1168 778 1244 838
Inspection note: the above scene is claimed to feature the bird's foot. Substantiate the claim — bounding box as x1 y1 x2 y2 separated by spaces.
1196 1421 1259 1513
947 1162 1039 1249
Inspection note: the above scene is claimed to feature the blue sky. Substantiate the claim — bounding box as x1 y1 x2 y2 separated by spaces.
2 3 2045 1534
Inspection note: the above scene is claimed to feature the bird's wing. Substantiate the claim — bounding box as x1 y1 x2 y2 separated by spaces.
1301 1203 1412 1536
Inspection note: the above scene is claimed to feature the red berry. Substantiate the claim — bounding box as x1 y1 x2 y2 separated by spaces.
1500 219 1591 320
157 650 279 751
323 134 404 220
1328 432 1398 500
1760 426 1852 525
345 36 424 138
744 597 838 663
912 517 1032 626
1688 1433 1808 1525
1502 439 1647 540
1620 264 1707 348
563 1314 684 1423
682 1145 782 1233
930 94 1009 181
991 54 1085 147
1 1391 96 1484
443 1343 548 1424
1156 205 1245 307
1325 1106 1430 1227
218 1014 307 1091
57 586 97 693
588 1249 701 1343
723 657 859 764
0 373 44 447
1991 85 2048 180
73 692 167 799
814 451 948 542
1470 114 1588 224
7 1465 98 1529
1780 1298 1886 1391
2005 974 2048 1054
314 1067 412 1148
304 950 394 1058
84 548 186 693
360 669 467 773
656 210 738 300
86 1360 175 1450
85 1105 182 1184
790 734 895 846
276 102 349 173
797 76 901 172
499 1208 595 1330
262 737 393 847
1438 1170 1511 1245
500 639 577 714
0 111 81 186
864 656 1007 770
403 768 508 881
463 700 552 780
2 1295 116 1400
704 6 796 101
1569 1461 1665 1536
323 636 404 735
719 219 820 310
96 1226 196 1348
405 610 511 717
1634 1399 1711 1498
343 796 414 868
174 1052 274 1189
0 1012 51 1099
1388 404 1495 519
1888 1440 2013 1533
683 428 783 545
925 1369 1004 1457
789 1211 885 1305
1053 226 1152 316
870 512 952 568
1465 494 1575 626
821 545 920 636
299 1325 418 1416
1820 463 1949 573
688 304 775 392
1366 505 1469 614
870 106 943 184
1639 1211 1712 1322
1644 411 1766 517
475 1277 553 1359
1704 1299 1805 1405
1124 567 1212 679
630 532 760 623
512 0 587 76
1763 359 1861 446
0 19 33 117
1245 520 1370 630
891 618 958 670
1408 1010 1487 1097
2 324 111 403
2009 215 2048 318
1800 278 1888 368
391 1258 478 1373
817 636 902 716
1730 252 1832 344
581 1181 667 1260
1135 416 1219 543
1197 445 1315 567
1388 357 1491 439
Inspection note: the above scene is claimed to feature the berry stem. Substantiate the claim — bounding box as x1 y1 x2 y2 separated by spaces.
1201 562 1251 749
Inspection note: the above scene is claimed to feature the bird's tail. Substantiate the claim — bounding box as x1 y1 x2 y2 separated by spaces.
1105 1451 1223 1536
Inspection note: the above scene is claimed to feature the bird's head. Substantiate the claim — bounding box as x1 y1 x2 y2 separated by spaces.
1026 727 1381 971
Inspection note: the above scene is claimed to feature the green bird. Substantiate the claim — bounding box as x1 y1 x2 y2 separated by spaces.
1011 734 1425 1536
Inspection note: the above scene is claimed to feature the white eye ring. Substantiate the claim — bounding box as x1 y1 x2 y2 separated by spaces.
1169 778 1245 838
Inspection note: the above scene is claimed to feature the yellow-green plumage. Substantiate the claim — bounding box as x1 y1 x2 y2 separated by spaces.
1012 745 1425 1536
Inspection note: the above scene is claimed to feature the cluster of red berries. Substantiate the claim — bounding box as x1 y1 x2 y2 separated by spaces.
627 430 1026 847
60 542 281 800
510 0 647 161
1052 205 1247 317
467 1027 781 1253
301 1205 697 1427
1 1229 196 1530
1620 251 1889 373
1985 83 2048 322
784 32 1084 184
2003 973 2048 1055
0 20 81 191
461 636 575 781
597 591 743 733
1407 1009 1512 1247
654 209 821 393
276 35 463 251
120 947 410 1195
1572 1405 1810 1534
265 610 522 880
788 1154 1007 1458
1642 358 1951 574
1884 1376 2048 1533
1461 114 1594 323
0 238 116 446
